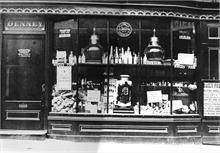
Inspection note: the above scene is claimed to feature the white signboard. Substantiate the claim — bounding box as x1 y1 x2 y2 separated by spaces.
87 90 101 102
56 51 66 59
59 29 71 38
204 82 220 116
178 53 194 65
18 49 31 57
57 66 72 90
172 100 183 111
147 90 162 103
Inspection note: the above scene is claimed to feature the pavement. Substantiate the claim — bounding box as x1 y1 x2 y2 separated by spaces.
0 138 220 153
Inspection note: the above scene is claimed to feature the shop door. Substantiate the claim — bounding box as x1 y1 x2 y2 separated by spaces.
1 35 45 130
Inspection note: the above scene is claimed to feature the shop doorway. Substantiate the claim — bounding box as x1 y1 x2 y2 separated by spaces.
1 35 45 130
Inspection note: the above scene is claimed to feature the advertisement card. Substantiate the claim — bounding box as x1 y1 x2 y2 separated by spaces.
56 66 72 90
147 90 162 103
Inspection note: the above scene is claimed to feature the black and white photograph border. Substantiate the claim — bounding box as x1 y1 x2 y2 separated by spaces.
0 0 220 153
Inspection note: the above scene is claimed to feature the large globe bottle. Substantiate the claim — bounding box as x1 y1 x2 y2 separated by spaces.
84 28 103 63
144 28 164 61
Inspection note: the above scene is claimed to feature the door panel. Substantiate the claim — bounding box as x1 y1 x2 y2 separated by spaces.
2 35 45 130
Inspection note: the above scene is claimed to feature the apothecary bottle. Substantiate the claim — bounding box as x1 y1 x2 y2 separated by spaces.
84 28 103 63
116 75 132 107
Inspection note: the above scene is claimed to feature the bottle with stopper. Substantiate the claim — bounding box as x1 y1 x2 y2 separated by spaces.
84 27 103 63
144 28 164 61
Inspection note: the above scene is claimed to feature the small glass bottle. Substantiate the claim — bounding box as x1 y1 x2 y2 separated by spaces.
68 51 74 65
115 47 119 64
109 45 114 64
81 51 86 63
143 54 147 64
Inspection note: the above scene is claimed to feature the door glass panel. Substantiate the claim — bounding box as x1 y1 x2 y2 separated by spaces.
5 37 43 100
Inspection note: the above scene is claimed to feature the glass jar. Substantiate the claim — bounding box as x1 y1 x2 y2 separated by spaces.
116 75 132 108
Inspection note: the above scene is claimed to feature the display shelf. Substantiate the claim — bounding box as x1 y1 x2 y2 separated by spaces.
52 62 75 67
140 85 171 88
77 63 108 77
78 63 108 67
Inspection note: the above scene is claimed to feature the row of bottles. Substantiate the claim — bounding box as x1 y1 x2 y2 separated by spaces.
52 50 87 65
141 81 172 87
53 28 167 66
53 47 164 66
108 46 138 64
53 27 197 68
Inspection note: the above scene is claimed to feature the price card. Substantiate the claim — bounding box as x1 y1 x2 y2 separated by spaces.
56 51 66 59
87 90 101 102
172 100 183 111
177 53 194 65
147 90 162 103
59 29 71 38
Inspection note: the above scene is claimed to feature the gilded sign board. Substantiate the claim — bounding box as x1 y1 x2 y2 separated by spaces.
4 19 45 31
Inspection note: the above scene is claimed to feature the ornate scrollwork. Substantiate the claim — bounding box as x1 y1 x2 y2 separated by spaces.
0 7 219 20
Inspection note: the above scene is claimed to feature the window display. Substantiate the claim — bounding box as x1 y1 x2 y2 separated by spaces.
50 17 198 116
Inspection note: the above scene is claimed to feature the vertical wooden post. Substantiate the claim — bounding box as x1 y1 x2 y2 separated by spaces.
170 20 173 115
0 14 3 128
44 17 52 131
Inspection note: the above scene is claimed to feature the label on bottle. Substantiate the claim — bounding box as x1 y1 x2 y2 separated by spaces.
117 82 131 104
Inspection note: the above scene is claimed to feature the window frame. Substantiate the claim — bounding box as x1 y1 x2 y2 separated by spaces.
208 24 220 40
208 47 220 80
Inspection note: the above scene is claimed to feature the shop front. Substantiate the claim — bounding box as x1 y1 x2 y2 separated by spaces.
0 0 219 144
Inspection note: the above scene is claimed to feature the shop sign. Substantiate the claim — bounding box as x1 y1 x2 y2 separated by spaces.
179 29 191 40
59 29 71 38
204 82 220 116
18 49 31 58
4 19 45 31
57 66 72 90
116 22 132 37
172 20 194 30
177 53 194 65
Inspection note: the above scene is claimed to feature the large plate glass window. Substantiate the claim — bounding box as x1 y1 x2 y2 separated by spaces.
171 20 198 115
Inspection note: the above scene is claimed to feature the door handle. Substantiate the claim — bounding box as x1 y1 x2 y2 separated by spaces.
41 83 45 93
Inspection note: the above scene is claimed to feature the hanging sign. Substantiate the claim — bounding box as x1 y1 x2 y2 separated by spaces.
59 29 71 38
204 82 220 116
57 66 72 90
172 20 194 30
116 22 132 37
179 29 192 40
